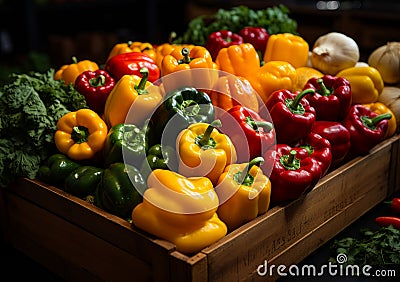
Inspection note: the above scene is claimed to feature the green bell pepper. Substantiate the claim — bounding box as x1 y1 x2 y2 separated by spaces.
146 86 215 148
64 166 104 198
103 123 148 168
94 162 146 218
37 153 81 187
140 144 178 180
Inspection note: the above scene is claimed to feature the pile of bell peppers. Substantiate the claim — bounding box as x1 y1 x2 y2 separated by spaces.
44 32 398 254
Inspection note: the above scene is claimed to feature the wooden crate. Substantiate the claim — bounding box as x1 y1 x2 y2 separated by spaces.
1 135 399 282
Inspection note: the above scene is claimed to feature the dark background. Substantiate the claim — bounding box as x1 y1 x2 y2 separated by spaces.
0 0 399 80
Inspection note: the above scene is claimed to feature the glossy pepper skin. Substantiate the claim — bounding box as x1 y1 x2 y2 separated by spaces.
54 109 108 161
104 52 160 83
103 67 162 128
103 123 147 168
292 132 332 177
140 144 178 181
263 33 309 68
362 102 397 139
177 120 237 185
336 66 384 104
37 153 81 187
239 26 269 57
311 121 351 167
94 162 146 218
375 216 400 229
265 88 316 144
388 198 400 214
132 169 227 254
146 86 215 148
216 157 271 231
303 75 352 121
342 104 391 157
64 165 103 198
54 57 99 85
262 145 323 204
74 69 115 114
219 105 275 163
205 30 244 60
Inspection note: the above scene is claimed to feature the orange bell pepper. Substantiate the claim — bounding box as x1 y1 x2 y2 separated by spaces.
362 102 397 138
105 41 156 63
248 61 297 103
54 57 99 85
263 33 309 68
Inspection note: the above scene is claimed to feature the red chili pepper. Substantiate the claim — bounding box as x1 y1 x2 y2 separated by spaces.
74 69 115 114
292 132 332 177
303 75 352 121
342 104 391 157
104 52 160 83
238 26 269 55
219 105 276 162
375 216 400 229
205 30 244 60
387 197 400 214
311 121 351 167
261 144 323 204
265 88 316 144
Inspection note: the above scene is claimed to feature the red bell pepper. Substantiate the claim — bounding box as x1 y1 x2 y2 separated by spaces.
292 132 332 177
104 52 160 83
311 121 351 167
74 69 115 114
265 88 316 144
205 30 244 60
219 105 276 162
261 144 323 204
375 216 400 229
303 75 352 121
342 104 391 157
239 26 269 56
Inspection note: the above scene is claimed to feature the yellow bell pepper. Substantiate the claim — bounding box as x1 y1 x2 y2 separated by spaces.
132 169 227 254
154 43 194 70
362 102 397 138
263 33 309 68
105 41 156 63
161 46 218 92
54 57 99 85
292 67 323 92
177 120 237 185
215 43 260 81
54 108 108 161
216 157 271 231
336 66 384 104
248 60 297 103
103 67 162 128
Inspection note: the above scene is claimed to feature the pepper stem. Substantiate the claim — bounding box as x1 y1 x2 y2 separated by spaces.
71 126 89 144
291 89 315 110
134 67 149 95
235 157 264 186
317 78 331 96
246 116 273 132
196 119 221 149
280 149 301 170
89 74 106 87
361 113 392 130
178 48 191 64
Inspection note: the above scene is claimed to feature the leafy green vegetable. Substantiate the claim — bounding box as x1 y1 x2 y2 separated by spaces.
173 5 298 46
0 69 88 187
329 225 400 266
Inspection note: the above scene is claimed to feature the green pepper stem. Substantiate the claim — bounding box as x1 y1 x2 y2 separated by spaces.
280 149 301 171
71 56 78 64
236 157 264 185
71 126 89 144
291 88 315 110
317 78 331 96
179 47 191 64
135 67 149 95
197 119 221 148
361 113 392 130
89 74 106 87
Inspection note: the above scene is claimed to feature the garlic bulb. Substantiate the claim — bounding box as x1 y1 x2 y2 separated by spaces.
368 42 400 84
311 32 360 75
378 86 400 132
